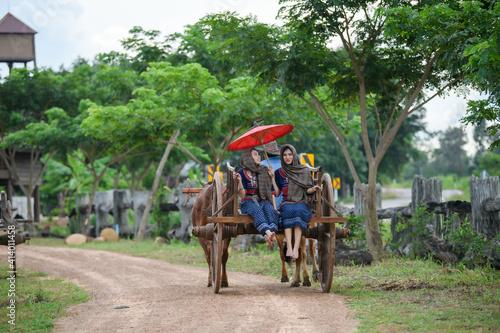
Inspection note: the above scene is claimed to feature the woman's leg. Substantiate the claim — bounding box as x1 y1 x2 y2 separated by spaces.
292 225 302 259
241 201 275 246
261 201 279 234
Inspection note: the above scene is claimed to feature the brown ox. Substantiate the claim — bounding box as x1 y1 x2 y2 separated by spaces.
276 233 319 287
191 182 230 288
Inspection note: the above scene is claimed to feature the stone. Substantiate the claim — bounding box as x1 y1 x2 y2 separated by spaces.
100 227 119 242
65 233 87 245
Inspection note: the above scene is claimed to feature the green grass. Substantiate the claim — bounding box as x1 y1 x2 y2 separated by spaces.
0 263 91 332
26 237 500 332
333 258 500 332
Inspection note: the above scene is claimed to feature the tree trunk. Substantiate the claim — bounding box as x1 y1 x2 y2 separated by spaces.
25 187 34 233
58 189 68 217
82 179 101 236
137 130 180 241
114 172 119 190
364 166 386 261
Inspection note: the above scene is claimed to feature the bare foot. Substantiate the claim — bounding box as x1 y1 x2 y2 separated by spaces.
292 248 299 259
265 236 273 248
269 231 276 242
286 248 293 257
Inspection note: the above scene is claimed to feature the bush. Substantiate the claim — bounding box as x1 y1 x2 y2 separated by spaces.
393 204 434 257
444 215 500 269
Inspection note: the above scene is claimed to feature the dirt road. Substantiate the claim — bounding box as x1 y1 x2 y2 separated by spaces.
12 245 359 333
381 187 464 208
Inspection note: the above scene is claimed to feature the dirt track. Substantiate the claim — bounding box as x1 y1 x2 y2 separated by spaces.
11 245 359 332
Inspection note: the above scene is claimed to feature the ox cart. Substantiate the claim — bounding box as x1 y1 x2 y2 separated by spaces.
183 164 350 294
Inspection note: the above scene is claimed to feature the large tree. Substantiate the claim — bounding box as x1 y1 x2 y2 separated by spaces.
460 1 500 150
198 0 493 259
431 126 469 177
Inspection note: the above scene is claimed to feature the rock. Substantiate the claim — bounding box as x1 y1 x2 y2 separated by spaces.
335 240 373 266
65 233 87 245
86 237 94 243
94 236 106 242
155 237 167 244
100 228 119 242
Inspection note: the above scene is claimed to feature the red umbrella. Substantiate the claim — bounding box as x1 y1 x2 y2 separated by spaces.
227 124 294 165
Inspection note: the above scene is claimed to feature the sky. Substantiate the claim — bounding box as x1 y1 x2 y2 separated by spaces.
1 0 482 154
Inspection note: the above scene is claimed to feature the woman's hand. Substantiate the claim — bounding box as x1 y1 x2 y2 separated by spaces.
234 171 245 198
233 171 241 181
307 184 322 194
267 166 274 178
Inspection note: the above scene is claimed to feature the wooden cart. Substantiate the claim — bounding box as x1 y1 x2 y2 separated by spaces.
183 164 349 293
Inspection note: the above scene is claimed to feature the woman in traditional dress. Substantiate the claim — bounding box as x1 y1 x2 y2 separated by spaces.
233 148 280 247
275 144 321 259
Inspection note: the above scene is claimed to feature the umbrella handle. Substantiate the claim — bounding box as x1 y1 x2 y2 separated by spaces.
261 141 272 166
261 141 277 210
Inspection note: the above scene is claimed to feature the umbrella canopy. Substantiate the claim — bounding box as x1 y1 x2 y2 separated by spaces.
227 124 294 151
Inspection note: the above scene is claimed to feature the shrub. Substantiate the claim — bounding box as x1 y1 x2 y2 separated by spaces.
444 215 500 269
393 204 434 257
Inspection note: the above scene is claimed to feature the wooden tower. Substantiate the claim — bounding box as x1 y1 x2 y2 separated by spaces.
0 13 37 73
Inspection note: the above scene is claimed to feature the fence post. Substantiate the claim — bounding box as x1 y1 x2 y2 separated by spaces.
113 190 131 235
410 175 442 236
177 181 196 243
133 191 150 236
470 175 500 238
94 190 113 236
76 192 89 233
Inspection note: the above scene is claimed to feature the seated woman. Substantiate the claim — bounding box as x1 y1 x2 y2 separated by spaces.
275 144 321 259
233 148 280 247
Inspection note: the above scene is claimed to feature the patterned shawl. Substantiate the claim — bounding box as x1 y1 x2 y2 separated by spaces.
240 148 273 201
279 144 313 203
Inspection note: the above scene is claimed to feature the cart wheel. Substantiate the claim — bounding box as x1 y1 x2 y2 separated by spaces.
318 173 336 293
210 172 224 293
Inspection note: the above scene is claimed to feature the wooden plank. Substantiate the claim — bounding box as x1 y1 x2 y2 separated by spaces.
207 216 254 223
207 216 346 224
310 217 346 223
182 188 204 193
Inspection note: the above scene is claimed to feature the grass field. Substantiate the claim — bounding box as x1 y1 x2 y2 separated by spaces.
0 262 91 332
14 237 500 332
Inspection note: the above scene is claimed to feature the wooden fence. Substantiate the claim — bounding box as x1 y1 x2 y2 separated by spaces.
352 175 500 243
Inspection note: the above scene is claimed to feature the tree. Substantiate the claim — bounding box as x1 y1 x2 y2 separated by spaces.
0 108 67 225
431 126 469 178
477 151 500 176
83 62 223 240
198 0 491 259
460 1 500 150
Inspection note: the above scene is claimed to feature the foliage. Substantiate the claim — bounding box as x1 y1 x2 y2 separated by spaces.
476 151 500 176
444 215 500 269
195 0 492 260
393 204 434 257
0 68 64 137
150 189 180 238
460 1 500 151
344 214 366 248
430 126 470 178
120 26 170 73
